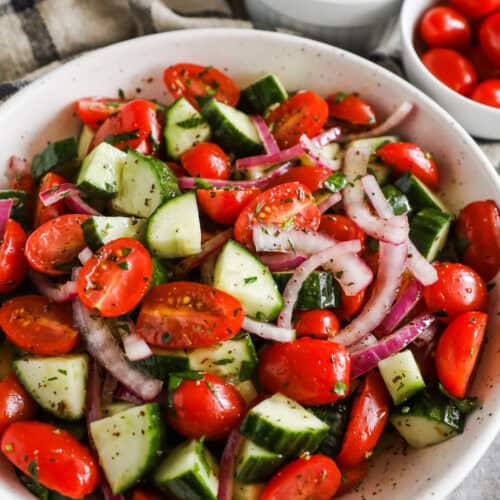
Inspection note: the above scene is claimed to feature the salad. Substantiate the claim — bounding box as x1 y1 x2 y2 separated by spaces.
0 62 498 500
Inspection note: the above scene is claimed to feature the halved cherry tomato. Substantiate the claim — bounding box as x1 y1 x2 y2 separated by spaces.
167 373 245 440
0 295 79 355
336 371 390 467
450 0 500 18
336 289 366 321
180 142 231 179
436 311 487 398
258 337 350 406
480 12 500 67
197 188 260 225
25 214 88 276
470 79 500 108
136 282 244 348
77 238 152 318
320 214 366 252
377 142 440 189
261 454 341 500
1 421 99 498
336 461 370 496
163 63 240 108
34 172 67 228
270 165 332 192
90 99 161 154
327 93 376 126
132 489 163 500
76 97 126 129
165 161 187 178
0 219 27 293
10 172 34 194
266 91 328 149
420 7 471 50
294 309 340 338
0 374 37 434
423 262 488 322
234 182 321 248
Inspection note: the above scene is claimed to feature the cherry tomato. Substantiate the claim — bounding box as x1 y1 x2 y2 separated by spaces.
261 454 341 500
0 374 37 434
0 295 79 355
163 63 240 108
436 311 487 398
336 289 366 321
336 371 390 467
34 172 67 228
234 182 321 248
90 99 161 154
266 91 328 149
180 142 231 179
76 97 126 129
165 161 187 178
137 282 244 349
480 12 500 67
167 373 245 440
450 0 500 18
470 79 500 107
465 45 500 80
377 142 440 189
326 92 376 126
77 238 152 318
132 489 163 500
270 165 333 192
294 309 340 338
319 214 366 252
420 7 471 50
25 214 88 276
258 337 350 406
1 421 99 498
421 48 477 95
0 220 27 294
335 461 370 496
423 262 489 322
197 188 259 225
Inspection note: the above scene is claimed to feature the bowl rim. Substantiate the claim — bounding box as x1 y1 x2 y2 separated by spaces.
400 0 500 115
0 27 499 499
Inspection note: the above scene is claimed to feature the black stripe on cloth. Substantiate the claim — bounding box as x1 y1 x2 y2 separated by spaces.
0 80 27 99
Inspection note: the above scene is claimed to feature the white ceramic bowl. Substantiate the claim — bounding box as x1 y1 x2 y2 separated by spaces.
245 0 402 55
401 0 500 140
0 29 499 500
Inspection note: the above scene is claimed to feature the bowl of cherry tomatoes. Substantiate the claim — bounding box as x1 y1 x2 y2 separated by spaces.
401 0 500 139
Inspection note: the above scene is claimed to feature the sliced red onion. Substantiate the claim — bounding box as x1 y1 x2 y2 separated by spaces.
39 183 80 207
299 134 341 171
218 430 244 500
122 333 153 362
413 325 438 348
0 198 14 239
317 192 342 214
349 334 378 353
313 126 342 147
253 115 279 155
242 316 295 342
100 481 125 500
78 247 93 265
350 314 437 378
323 251 373 296
361 174 393 219
29 269 78 303
235 144 304 170
407 241 438 286
101 372 118 406
258 252 306 272
65 194 101 215
114 384 146 405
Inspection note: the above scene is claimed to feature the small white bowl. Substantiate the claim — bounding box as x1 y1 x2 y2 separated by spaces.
245 0 402 55
401 0 500 140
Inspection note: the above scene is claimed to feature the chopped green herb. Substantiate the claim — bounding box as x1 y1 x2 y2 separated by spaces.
121 247 132 257
161 332 172 344
282 217 294 230
332 380 347 396
324 172 348 193
104 129 140 145
118 261 129 270
335 92 348 103
244 276 258 284
57 369 67 376
194 178 213 189
255 202 264 214
27 458 38 480
213 358 234 366
176 116 206 129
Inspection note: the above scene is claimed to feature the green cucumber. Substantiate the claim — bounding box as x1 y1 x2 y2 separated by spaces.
303 143 340 168
31 137 78 181
310 400 350 457
233 481 265 500
0 189 28 224
151 256 171 287
382 184 411 215
77 125 95 161
81 215 146 250
367 162 392 186
235 380 259 405
239 74 288 115
409 208 452 261
102 402 135 418
235 438 284 483
395 173 449 213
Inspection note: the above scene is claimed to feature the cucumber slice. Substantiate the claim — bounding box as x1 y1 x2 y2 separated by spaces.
213 240 283 321
201 98 263 157
76 142 126 198
134 348 190 380
14 354 88 420
395 173 450 213
236 438 284 483
382 184 411 215
81 216 146 250
146 191 201 258
112 150 180 217
151 256 171 287
234 481 265 500
378 350 426 405
165 97 211 159
102 402 135 417
0 189 28 224
90 403 164 494
302 143 340 168
410 208 452 261
310 400 350 457
31 137 78 181
349 135 399 154
240 393 329 457
235 380 259 405
367 162 392 186
239 74 288 115
154 439 218 500
77 124 95 161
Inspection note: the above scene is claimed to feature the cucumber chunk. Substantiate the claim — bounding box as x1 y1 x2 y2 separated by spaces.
235 380 259 405
409 208 452 261
151 256 171 287
310 400 350 457
81 215 146 250
102 402 135 417
382 184 411 215
367 162 392 186
239 74 288 115
31 137 78 181
236 438 284 483
77 124 95 161
395 173 449 213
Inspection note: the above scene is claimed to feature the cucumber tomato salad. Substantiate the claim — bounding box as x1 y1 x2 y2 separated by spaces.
0 63 498 500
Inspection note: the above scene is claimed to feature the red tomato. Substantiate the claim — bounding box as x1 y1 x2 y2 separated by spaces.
197 188 259 225
77 238 152 318
480 12 500 67
25 214 88 276
0 295 79 355
258 337 350 406
266 91 328 149
261 454 341 500
465 45 500 80
10 173 34 194
335 461 370 496
421 48 477 95
327 93 376 126
1 421 99 498
76 97 126 129
456 200 500 281
234 182 321 248
90 99 161 154
419 7 471 50
136 282 244 349
377 142 440 189
167 373 245 440
470 79 500 107
270 165 333 192
336 371 390 467
319 214 366 252
450 0 500 18
163 63 240 108
336 289 366 321
294 309 340 338
180 142 231 179
132 489 163 500
0 220 27 294
34 172 67 228
165 161 186 178
423 262 489 322
0 374 37 434
436 311 487 398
